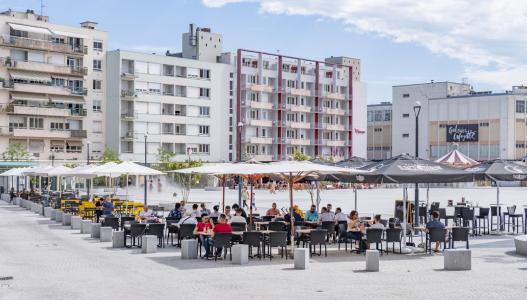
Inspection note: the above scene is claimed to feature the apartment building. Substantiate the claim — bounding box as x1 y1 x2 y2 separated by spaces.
0 9 107 162
221 50 367 162
106 48 233 163
367 102 392 160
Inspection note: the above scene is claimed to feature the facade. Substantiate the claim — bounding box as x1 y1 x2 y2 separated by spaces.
0 9 107 162
392 81 527 160
367 102 392 160
105 49 234 163
221 50 367 162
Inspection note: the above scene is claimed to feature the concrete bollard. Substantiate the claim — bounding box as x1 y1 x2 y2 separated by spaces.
100 227 113 242
515 236 527 256
62 213 72 226
294 248 310 270
50 209 57 220
444 249 471 270
44 207 53 218
81 220 92 234
55 211 64 223
181 239 198 259
232 244 249 265
112 231 125 248
141 235 158 254
365 250 380 272
90 223 101 238
71 216 82 230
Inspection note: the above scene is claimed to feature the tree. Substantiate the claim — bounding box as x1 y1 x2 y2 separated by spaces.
291 149 310 161
101 147 120 163
156 148 202 201
2 143 31 161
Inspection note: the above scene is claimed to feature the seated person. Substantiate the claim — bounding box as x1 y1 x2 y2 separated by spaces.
223 205 232 220
334 207 348 222
210 205 220 218
176 213 198 227
284 208 303 244
168 203 182 219
139 206 158 223
318 207 336 224
203 214 232 258
369 214 385 229
187 203 200 217
200 203 211 216
347 210 365 253
266 203 281 217
304 205 319 227
426 211 446 252
101 196 114 216
232 204 247 219
230 208 247 224
193 214 214 257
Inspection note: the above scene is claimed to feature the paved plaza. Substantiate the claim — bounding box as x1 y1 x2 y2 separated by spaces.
0 199 526 300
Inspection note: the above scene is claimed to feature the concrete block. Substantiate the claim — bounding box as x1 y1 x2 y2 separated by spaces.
44 207 52 218
14 197 20 206
444 249 471 270
514 236 527 256
366 250 380 272
91 223 101 238
62 213 72 226
112 231 125 248
36 205 43 215
294 248 310 270
232 244 249 265
181 239 198 259
71 216 82 230
50 209 57 220
141 235 158 253
81 220 92 234
55 211 64 223
100 227 113 242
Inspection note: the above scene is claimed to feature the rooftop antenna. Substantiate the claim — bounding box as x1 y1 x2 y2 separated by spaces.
40 0 46 16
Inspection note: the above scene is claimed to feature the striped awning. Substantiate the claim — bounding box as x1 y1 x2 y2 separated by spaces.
9 70 51 82
8 23 53 35
435 149 479 168
52 30 88 39
11 93 49 102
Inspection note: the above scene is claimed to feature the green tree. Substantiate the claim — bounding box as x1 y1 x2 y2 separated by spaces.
101 147 121 163
2 143 31 161
156 148 202 201
291 149 310 161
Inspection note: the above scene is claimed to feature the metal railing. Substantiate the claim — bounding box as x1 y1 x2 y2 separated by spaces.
0 34 88 55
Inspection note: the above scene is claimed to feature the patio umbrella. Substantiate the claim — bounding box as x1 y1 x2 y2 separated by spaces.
435 149 479 168
334 157 374 211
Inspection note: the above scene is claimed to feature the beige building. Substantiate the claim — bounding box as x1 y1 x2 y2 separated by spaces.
367 102 392 160
0 9 106 162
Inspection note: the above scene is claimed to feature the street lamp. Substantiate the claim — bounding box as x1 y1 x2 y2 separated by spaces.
144 134 148 207
237 121 244 207
413 101 422 226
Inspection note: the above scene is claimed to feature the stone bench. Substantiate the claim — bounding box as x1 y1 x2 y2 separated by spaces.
112 231 125 248
294 248 310 270
181 239 198 259
44 207 53 218
514 235 527 256
366 250 380 272
71 216 82 230
55 211 64 223
50 209 57 221
232 244 249 265
444 249 471 270
91 223 101 238
62 213 72 226
81 220 92 234
141 235 158 254
100 227 113 242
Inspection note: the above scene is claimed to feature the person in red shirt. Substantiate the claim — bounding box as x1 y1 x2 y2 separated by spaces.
194 214 214 258
203 214 231 258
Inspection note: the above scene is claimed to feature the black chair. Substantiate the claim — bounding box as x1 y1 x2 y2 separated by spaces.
418 206 427 224
178 223 196 245
337 223 352 252
262 216 274 222
438 208 447 224
243 231 263 259
102 217 119 230
366 228 384 254
321 221 336 243
450 227 469 249
265 231 288 260
426 228 447 254
505 206 523 234
126 223 146 248
147 223 165 248
230 222 247 232
165 219 179 246
212 232 233 261
490 206 501 231
454 206 464 226
475 207 489 235
120 216 135 231
384 228 402 254
461 208 474 233
430 202 440 215
268 221 286 232
308 229 327 257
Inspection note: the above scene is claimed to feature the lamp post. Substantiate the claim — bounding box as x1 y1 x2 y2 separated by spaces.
144 134 148 207
413 101 422 226
86 141 91 200
237 121 244 207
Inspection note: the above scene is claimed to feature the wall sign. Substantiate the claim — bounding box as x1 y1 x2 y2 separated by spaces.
446 124 478 142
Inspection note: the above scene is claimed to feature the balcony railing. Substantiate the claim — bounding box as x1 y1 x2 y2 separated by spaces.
4 59 87 76
9 81 86 96
121 90 136 99
70 130 87 138
1 35 87 55
6 104 86 117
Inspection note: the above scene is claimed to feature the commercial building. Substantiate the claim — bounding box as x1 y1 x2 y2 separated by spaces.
106 26 234 163
392 81 527 160
221 51 367 161
0 9 107 162
367 102 392 160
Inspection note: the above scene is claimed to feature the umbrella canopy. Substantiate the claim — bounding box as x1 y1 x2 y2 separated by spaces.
0 166 36 177
466 159 527 181
22 165 55 176
45 166 73 177
169 163 235 175
62 164 100 178
435 149 479 168
95 161 165 177
360 154 474 184
335 156 373 169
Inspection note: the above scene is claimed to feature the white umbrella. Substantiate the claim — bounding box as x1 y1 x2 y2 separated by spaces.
0 167 36 177
46 166 73 177
22 165 54 176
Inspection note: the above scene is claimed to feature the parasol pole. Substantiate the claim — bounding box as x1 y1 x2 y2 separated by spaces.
249 178 253 227
125 173 129 215
426 183 430 224
222 175 226 212
496 181 501 231
289 172 294 258
354 183 358 211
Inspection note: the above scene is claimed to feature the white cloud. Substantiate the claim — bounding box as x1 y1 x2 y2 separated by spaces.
203 0 527 88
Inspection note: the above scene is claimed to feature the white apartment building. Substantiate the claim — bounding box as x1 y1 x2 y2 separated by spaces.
221 50 367 161
106 49 233 163
367 102 392 160
0 9 107 162
392 81 527 160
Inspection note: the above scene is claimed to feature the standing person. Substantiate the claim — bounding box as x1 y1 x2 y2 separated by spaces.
102 196 114 216
95 197 103 223
269 181 276 194
426 211 445 252
241 186 249 208
251 192 257 211
148 178 153 191
157 178 162 192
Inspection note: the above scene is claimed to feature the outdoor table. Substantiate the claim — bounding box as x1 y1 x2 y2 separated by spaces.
296 228 314 234
254 221 269 231
489 204 506 231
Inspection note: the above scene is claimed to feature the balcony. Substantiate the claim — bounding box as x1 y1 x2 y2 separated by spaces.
121 72 137 80
12 83 86 96
287 105 311 113
8 105 72 117
251 154 274 162
249 137 273 144
289 122 311 129
6 60 87 77
288 138 311 146
70 130 87 138
0 35 87 55
321 140 346 147
121 111 138 120
321 107 346 115
11 128 68 138
289 88 311 97
121 90 136 100
327 92 346 100
321 123 346 131
249 84 274 93
121 131 135 141
248 119 273 127
248 101 273 109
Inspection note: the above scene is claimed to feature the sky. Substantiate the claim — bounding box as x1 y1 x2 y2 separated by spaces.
2 0 525 103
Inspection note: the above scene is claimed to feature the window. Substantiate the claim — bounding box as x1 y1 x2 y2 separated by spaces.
199 125 210 135
29 117 44 129
92 100 102 112
384 110 391 121
50 122 64 130
93 121 103 133
516 142 525 148
374 128 382 132
479 122 489 127
199 106 210 117
439 124 447 128
93 60 102 71
93 80 102 90
402 113 410 118
148 63 161 75
516 100 525 113
135 61 148 74
199 69 210 79
367 111 374 122
199 88 210 98
93 40 103 51
402 133 409 138
374 111 383 121
198 144 210 153
402 93 410 98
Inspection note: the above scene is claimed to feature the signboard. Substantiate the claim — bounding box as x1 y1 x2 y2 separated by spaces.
446 124 478 142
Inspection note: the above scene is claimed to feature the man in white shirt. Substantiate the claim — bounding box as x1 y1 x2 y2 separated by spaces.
139 206 157 223
318 207 335 224
230 208 247 224
176 214 197 228
334 207 347 222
